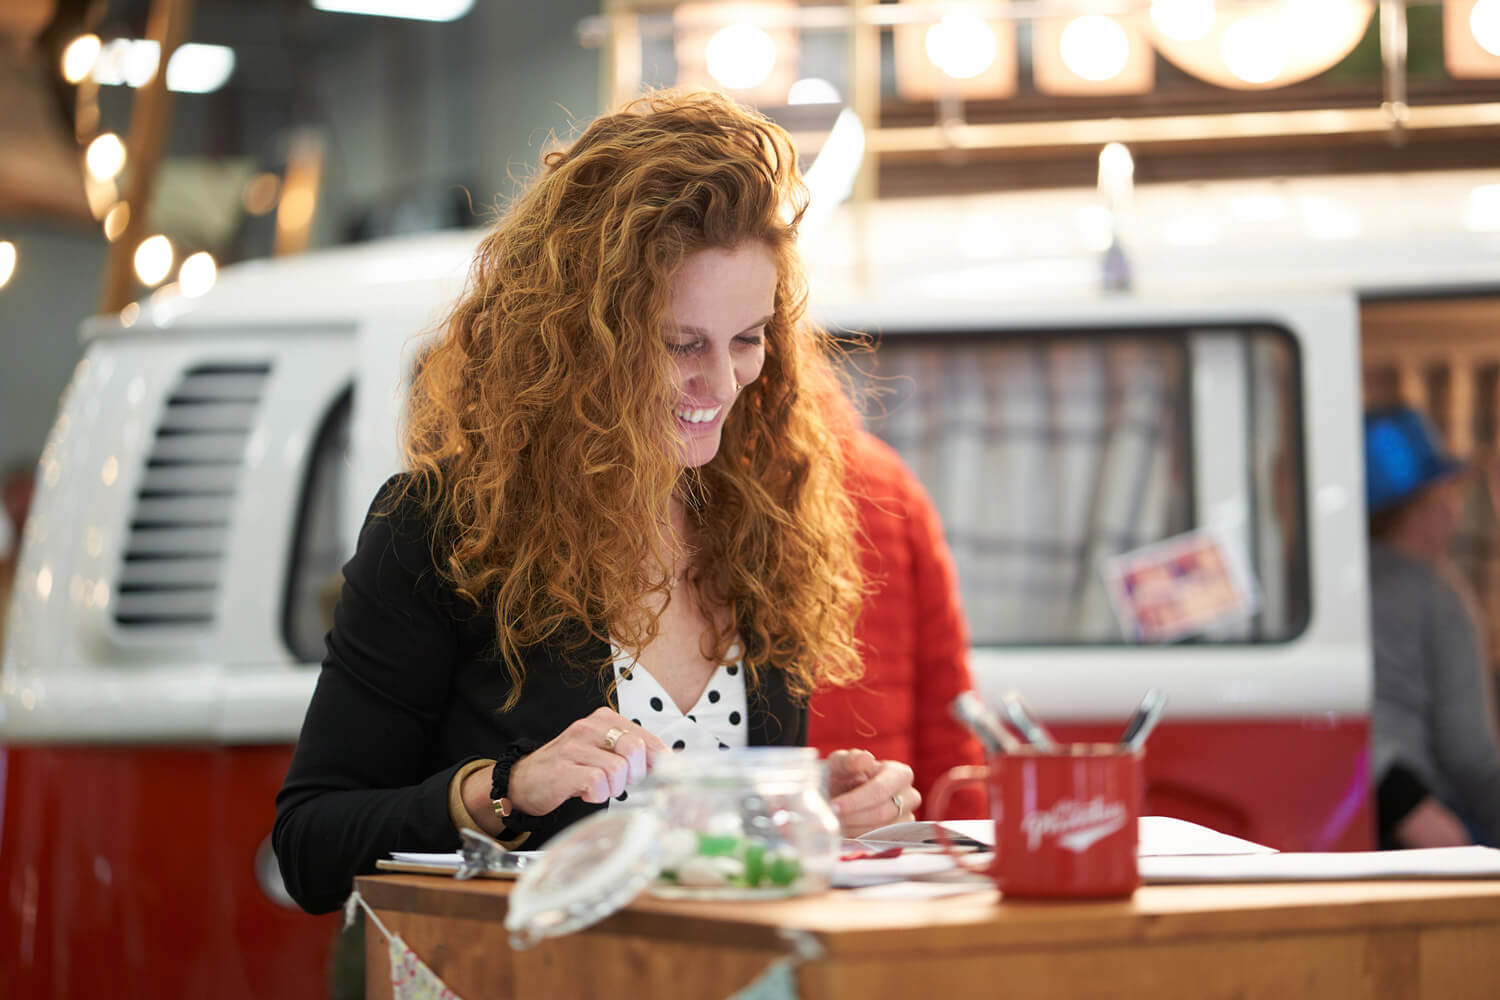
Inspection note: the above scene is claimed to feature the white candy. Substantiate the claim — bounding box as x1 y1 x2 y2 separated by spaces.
658 829 699 871
675 855 729 887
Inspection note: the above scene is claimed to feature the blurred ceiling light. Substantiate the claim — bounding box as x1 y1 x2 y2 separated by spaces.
1446 0 1500 76
1462 183 1500 231
178 252 218 298
103 202 131 242
85 133 127 182
166 44 236 93
675 3 797 106
243 173 282 216
925 13 997 79
92 40 235 93
93 38 159 87
0 240 16 290
311 0 474 20
1149 0 1372 89
119 302 140 327
705 23 777 90
787 77 841 105
1034 14 1153 95
1150 0 1216 42
893 0 1016 101
1059 15 1131 81
134 235 173 287
1221 16 1284 84
61 34 101 84
1476 0 1500 56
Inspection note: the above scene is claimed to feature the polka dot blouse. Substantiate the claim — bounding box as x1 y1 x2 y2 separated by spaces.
609 644 748 805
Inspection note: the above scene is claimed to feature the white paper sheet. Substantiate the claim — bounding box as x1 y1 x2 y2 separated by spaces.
1140 845 1500 883
389 851 465 866
850 815 1275 858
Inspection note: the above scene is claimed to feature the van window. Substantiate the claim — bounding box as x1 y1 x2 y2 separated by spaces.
849 325 1309 645
282 386 353 663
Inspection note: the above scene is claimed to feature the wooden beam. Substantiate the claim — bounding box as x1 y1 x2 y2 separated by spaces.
97 0 195 314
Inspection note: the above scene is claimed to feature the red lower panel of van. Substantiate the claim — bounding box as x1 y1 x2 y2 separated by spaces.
1048 717 1374 853
0 718 1371 997
0 745 337 1000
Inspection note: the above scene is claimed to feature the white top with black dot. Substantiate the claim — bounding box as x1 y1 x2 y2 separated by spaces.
608 643 749 806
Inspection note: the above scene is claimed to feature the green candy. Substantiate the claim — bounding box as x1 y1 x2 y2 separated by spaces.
767 854 800 887
743 842 766 887
695 833 741 857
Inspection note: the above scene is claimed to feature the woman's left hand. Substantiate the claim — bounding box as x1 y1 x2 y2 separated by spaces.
825 749 921 838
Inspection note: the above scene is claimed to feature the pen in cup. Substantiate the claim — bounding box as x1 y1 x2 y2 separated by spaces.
1119 687 1167 751
1000 690 1059 752
949 691 1022 755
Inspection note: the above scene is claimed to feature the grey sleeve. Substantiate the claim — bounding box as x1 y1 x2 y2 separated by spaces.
1425 579 1500 846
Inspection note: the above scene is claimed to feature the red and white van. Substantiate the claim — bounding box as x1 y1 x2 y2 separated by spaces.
4 168 1498 997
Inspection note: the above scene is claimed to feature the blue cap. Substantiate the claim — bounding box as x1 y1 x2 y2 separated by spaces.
1363 406 1463 516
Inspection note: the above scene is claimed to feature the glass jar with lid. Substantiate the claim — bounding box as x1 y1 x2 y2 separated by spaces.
643 746 841 898
505 746 841 948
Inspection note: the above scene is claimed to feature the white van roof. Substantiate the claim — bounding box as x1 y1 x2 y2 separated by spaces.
83 167 1500 342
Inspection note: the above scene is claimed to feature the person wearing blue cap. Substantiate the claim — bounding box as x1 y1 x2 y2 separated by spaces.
1364 405 1500 849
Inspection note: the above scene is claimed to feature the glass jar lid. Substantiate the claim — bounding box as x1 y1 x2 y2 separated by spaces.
503 806 663 949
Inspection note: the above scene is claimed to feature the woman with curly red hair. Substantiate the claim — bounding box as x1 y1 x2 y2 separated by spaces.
273 91 920 914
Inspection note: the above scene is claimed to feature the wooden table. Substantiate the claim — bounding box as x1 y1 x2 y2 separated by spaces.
355 873 1500 999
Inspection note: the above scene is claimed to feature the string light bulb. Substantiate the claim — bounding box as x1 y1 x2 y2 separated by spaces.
1059 16 1131 81
924 13 998 79
62 34 101 84
134 235 173 287
103 202 131 242
85 133 127 183
0 240 16 290
1150 0 1215 42
178 252 218 298
704 23 777 90
1474 0 1500 57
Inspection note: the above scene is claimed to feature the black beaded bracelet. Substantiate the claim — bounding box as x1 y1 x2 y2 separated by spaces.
489 739 545 834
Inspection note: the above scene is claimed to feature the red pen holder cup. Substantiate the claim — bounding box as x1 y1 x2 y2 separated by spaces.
930 744 1143 899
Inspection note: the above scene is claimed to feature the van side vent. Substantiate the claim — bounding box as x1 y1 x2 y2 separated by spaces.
114 362 272 630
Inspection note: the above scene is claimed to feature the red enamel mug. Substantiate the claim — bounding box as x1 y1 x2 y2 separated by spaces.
929 744 1143 899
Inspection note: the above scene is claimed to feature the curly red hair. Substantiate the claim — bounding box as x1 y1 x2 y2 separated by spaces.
402 90 864 708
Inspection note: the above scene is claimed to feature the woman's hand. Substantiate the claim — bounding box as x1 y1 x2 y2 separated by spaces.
500 708 668 818
825 748 921 838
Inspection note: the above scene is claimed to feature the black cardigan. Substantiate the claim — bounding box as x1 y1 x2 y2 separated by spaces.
273 474 807 914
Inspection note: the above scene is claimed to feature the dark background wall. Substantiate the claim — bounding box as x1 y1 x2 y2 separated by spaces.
0 0 601 474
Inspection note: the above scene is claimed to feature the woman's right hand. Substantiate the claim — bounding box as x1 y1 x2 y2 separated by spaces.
505 707 668 816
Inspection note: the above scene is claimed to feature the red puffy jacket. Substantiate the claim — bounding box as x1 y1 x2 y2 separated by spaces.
808 429 987 819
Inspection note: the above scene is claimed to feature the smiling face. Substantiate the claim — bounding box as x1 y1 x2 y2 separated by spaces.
664 242 776 468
